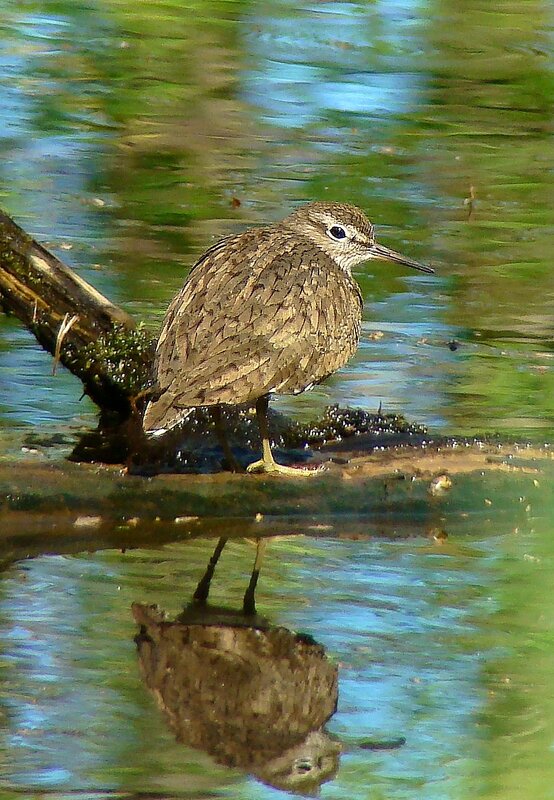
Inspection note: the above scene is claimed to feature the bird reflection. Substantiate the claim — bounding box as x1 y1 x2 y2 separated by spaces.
132 539 340 794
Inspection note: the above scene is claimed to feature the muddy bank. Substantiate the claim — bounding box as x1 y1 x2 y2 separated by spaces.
1 439 551 564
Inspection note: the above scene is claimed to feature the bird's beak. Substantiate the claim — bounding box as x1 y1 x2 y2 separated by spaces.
369 241 434 274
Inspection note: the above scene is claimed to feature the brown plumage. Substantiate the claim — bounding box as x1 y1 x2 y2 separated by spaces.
143 202 433 474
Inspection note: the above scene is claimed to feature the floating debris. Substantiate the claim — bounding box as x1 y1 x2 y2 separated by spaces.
428 474 452 496
74 515 102 528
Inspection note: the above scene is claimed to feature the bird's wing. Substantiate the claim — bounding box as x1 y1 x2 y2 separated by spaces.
143 229 361 432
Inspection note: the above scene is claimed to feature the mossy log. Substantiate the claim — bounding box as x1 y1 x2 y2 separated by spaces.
0 208 153 418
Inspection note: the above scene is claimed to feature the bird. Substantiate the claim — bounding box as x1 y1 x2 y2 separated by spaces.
142 201 434 475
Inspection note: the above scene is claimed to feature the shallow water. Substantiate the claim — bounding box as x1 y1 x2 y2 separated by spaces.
2 513 554 799
1 0 554 797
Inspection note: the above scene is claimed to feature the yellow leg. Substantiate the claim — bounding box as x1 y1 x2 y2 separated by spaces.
246 396 315 477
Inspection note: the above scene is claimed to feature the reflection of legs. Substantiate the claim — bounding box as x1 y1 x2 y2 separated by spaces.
243 538 267 615
213 405 243 472
192 537 228 605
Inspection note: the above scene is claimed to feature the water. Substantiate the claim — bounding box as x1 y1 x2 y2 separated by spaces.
1 0 554 797
2 522 554 799
2 0 553 435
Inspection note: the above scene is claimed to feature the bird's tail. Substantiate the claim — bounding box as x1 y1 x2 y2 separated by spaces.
142 392 194 438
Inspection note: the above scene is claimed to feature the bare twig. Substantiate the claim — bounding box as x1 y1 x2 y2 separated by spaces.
53 313 79 375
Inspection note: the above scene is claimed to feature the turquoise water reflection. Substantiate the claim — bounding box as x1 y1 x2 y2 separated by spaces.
1 518 554 798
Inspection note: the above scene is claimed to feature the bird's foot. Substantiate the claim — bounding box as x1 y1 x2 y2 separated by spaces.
246 458 317 477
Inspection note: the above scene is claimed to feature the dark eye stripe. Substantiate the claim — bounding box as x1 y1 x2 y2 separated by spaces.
329 225 346 240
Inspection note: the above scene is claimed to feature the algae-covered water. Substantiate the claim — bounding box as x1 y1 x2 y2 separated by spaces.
1 1 554 797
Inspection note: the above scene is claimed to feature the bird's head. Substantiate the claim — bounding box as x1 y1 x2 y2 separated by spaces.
282 201 434 275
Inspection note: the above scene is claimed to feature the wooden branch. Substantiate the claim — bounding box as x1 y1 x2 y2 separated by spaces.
0 208 154 416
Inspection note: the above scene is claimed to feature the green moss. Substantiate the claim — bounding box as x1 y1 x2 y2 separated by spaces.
80 323 155 396
0 232 43 289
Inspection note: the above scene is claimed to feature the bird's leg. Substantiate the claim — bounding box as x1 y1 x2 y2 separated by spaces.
243 537 267 615
192 537 228 606
213 405 243 472
246 395 314 476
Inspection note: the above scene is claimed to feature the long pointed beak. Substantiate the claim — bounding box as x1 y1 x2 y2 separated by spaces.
369 241 434 274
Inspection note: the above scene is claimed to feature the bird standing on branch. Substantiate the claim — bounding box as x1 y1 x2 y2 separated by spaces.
143 202 433 475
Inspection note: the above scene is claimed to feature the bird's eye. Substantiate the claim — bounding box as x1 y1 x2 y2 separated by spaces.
328 225 347 241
